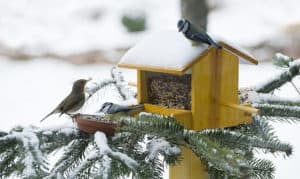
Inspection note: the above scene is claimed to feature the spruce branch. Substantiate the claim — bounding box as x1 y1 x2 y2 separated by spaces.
185 132 251 177
0 127 48 178
0 142 22 177
200 128 292 156
249 92 300 106
37 127 86 153
86 67 136 101
119 113 185 142
255 103 300 120
248 116 278 141
50 138 90 178
248 159 275 179
255 62 300 93
290 81 300 95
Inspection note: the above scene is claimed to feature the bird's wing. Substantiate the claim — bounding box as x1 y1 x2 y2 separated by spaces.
60 94 85 115
191 33 211 44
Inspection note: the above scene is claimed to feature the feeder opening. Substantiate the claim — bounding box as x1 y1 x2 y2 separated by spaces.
147 72 191 110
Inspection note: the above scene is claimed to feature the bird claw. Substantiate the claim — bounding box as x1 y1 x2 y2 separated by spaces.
68 113 80 118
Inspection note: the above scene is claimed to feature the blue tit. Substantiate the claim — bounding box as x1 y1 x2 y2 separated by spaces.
177 19 222 49
98 102 144 115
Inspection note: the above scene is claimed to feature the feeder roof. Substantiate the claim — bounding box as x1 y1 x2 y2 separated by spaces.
118 30 258 74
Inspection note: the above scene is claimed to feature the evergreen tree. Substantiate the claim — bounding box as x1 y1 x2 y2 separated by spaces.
1 55 300 178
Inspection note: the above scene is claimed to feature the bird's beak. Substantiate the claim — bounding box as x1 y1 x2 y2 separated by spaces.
84 78 92 88
85 78 92 84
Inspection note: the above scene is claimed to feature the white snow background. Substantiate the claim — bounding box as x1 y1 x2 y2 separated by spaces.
0 0 300 178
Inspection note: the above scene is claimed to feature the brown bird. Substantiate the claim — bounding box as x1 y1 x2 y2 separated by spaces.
41 79 90 122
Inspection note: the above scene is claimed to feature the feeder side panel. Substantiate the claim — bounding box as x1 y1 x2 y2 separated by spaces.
137 70 149 104
191 50 213 130
218 49 253 126
218 49 240 126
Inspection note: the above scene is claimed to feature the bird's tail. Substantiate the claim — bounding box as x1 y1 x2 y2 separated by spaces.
40 110 56 122
205 34 222 49
131 104 144 110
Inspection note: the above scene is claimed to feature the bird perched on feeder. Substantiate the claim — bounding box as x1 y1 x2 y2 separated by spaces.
41 79 91 122
177 19 222 49
98 102 144 115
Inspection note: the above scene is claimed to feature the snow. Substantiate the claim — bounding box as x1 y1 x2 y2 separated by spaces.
1 56 300 178
0 57 124 132
209 0 300 47
119 30 257 70
275 53 292 61
1 127 44 177
69 150 98 178
119 30 207 70
94 131 138 170
146 138 181 161
0 0 180 55
220 39 258 64
249 92 300 104
0 0 299 57
1 0 300 177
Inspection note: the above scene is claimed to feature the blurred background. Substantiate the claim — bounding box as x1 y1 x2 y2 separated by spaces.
0 0 300 178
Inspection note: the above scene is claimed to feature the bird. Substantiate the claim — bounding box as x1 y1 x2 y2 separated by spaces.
177 19 222 49
98 102 144 115
41 79 91 122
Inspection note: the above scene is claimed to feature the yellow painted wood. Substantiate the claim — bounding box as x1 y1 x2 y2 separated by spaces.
137 70 149 104
191 48 257 129
191 47 213 129
221 103 259 114
219 41 258 65
217 49 254 127
142 104 205 179
209 48 221 121
130 44 259 179
170 147 207 179
128 82 137 87
143 104 192 128
119 63 184 75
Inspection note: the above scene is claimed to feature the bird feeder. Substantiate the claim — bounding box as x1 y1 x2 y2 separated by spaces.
118 30 259 179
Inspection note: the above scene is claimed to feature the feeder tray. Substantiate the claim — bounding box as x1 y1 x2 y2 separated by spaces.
74 114 117 136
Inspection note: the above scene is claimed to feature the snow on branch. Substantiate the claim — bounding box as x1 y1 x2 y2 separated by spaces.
85 67 136 101
0 126 47 178
200 128 292 156
249 92 300 106
254 103 300 121
94 132 138 170
146 138 181 161
255 61 300 93
110 67 136 100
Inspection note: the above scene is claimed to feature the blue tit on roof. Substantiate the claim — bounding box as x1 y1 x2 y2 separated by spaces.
177 19 221 49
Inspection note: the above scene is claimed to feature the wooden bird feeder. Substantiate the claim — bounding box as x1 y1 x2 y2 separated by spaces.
118 30 259 179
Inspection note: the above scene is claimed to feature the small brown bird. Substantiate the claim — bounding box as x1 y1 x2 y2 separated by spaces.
41 79 90 122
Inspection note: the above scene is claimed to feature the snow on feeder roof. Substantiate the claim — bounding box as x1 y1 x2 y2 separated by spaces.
118 30 258 75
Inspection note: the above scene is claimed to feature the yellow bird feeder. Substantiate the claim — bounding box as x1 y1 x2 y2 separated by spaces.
118 30 259 179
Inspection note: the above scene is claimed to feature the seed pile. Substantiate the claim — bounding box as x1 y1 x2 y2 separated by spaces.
148 74 191 109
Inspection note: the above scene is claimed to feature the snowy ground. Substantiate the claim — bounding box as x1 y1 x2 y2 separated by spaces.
0 0 300 56
0 57 299 178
